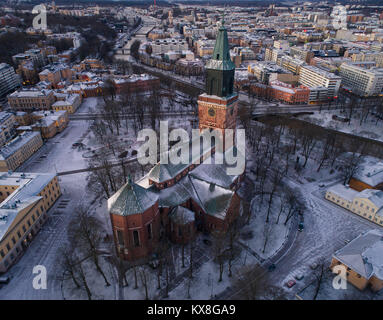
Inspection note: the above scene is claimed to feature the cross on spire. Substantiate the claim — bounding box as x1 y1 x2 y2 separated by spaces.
221 11 225 26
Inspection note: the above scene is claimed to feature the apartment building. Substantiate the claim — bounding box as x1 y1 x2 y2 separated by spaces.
299 65 341 99
290 46 315 63
0 172 61 272
339 63 383 97
0 63 21 98
8 89 56 111
0 112 17 147
330 229 383 292
248 61 290 84
350 51 383 68
151 38 188 55
278 55 305 75
12 49 45 69
268 80 310 104
0 131 43 172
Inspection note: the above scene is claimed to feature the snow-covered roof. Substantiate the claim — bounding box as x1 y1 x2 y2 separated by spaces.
107 179 158 216
0 131 41 160
0 172 56 241
356 189 383 209
327 184 359 202
169 206 195 225
334 229 383 280
354 157 383 187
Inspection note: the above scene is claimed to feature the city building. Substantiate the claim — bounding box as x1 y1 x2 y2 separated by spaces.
51 94 81 114
325 185 383 226
330 229 383 292
349 159 383 192
0 131 43 172
0 172 61 272
299 65 341 100
0 63 21 98
268 80 310 104
339 63 383 97
8 89 56 112
112 74 160 94
0 112 17 147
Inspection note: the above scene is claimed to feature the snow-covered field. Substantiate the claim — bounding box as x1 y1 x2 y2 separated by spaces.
298 110 383 143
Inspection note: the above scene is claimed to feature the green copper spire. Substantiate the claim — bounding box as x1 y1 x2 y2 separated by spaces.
205 14 236 98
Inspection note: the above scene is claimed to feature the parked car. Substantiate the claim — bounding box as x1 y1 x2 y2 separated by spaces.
268 264 276 272
310 263 318 270
298 222 304 232
319 183 326 188
295 273 304 281
285 280 296 288
0 276 10 284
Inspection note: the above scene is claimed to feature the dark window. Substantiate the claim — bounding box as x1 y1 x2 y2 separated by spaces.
0 250 4 258
6 243 10 251
12 237 16 245
133 230 140 247
117 230 124 246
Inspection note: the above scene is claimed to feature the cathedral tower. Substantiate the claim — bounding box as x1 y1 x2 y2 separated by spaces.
198 15 238 151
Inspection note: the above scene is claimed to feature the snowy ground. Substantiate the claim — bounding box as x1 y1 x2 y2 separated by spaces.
298 109 383 143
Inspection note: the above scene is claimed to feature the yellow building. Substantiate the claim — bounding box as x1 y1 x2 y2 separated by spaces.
330 229 383 292
31 110 69 139
51 94 81 114
0 172 61 272
0 131 43 172
325 184 383 226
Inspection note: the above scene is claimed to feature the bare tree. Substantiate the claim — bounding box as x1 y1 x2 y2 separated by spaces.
211 230 227 282
68 206 111 287
341 151 363 185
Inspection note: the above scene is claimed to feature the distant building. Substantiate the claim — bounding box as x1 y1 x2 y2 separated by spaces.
0 131 43 172
30 110 69 139
52 94 81 114
299 65 341 101
339 63 383 97
330 229 383 292
0 112 17 147
0 63 21 98
8 89 56 112
0 172 61 272
268 80 310 104
112 74 160 94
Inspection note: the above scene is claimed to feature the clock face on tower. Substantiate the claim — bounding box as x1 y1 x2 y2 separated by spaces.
208 107 216 117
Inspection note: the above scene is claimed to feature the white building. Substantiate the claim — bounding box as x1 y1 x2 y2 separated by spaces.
339 63 383 96
0 63 20 97
299 65 341 99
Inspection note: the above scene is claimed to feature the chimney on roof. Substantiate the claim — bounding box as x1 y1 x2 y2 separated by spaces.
209 183 215 192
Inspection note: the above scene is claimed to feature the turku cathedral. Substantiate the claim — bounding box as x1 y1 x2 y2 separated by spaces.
108 18 244 262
